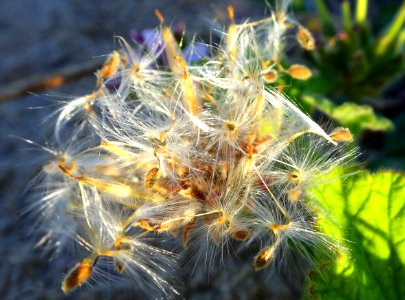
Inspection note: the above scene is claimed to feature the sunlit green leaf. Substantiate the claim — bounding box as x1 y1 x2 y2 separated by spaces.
302 95 393 134
355 0 368 27
376 2 405 55
306 169 405 300
331 103 393 133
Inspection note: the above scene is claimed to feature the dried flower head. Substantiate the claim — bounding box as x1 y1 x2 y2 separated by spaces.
28 3 353 298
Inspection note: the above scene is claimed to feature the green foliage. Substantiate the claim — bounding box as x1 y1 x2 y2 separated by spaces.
307 0 405 102
302 95 393 135
280 0 404 141
306 169 405 299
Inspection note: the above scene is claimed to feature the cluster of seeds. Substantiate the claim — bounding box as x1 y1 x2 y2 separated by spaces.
29 4 352 298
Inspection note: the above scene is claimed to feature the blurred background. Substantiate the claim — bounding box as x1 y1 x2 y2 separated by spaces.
0 0 403 299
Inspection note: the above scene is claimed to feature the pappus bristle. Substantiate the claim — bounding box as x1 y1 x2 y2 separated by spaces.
23 138 101 257
249 197 340 270
26 2 356 297
59 190 180 298
260 133 354 203
184 164 255 267
52 91 101 144
114 37 173 112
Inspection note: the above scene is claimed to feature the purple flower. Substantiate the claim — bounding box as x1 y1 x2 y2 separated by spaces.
183 43 210 62
130 25 209 63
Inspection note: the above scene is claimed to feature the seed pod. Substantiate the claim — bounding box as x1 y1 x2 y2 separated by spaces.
271 223 290 233
288 170 301 184
144 167 160 191
261 69 278 83
224 120 238 139
288 187 302 202
98 51 120 79
61 257 96 293
253 246 275 270
296 26 315 51
136 219 156 232
288 64 312 80
115 260 126 273
114 236 132 251
231 229 251 241
330 127 353 143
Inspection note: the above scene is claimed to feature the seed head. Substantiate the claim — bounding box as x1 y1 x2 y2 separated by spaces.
27 3 354 297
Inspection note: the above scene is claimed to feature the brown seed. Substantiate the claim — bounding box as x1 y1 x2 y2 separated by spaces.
115 260 126 273
154 221 172 232
231 229 251 241
288 64 312 80
330 127 353 143
271 223 290 232
227 5 235 23
61 257 95 293
43 75 65 89
154 9 164 24
253 246 274 270
288 171 301 184
261 69 278 83
177 166 189 178
114 236 132 251
131 64 140 75
112 243 129 274
296 26 315 51
99 51 120 79
180 185 205 201
224 121 236 131
288 187 302 202
144 167 159 190
136 219 156 232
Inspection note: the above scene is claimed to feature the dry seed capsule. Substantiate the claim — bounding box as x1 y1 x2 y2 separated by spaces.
61 257 96 293
296 26 316 51
231 229 251 241
288 187 302 202
97 51 120 81
261 69 279 83
288 170 301 184
330 127 353 143
144 167 160 191
288 64 312 80
253 246 275 270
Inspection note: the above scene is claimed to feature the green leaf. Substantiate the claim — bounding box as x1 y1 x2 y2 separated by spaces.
301 95 394 134
301 94 336 115
331 103 393 134
355 0 368 27
306 169 405 300
341 1 353 35
315 0 335 36
376 2 405 56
